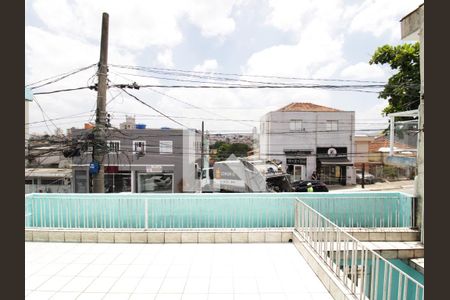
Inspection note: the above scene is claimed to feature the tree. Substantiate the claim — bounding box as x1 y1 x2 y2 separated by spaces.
215 143 250 161
369 43 420 115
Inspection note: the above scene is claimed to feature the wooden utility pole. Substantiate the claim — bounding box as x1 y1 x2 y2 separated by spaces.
92 12 109 193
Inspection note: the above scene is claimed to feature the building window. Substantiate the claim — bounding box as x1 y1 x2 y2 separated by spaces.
160 140 173 154
138 174 173 193
107 140 120 153
133 141 146 154
82 144 93 153
326 120 338 131
289 120 303 131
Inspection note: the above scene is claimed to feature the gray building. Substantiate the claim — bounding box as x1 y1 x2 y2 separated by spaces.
259 102 355 185
71 128 203 193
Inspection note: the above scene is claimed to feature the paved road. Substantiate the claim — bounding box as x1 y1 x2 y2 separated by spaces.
328 180 415 195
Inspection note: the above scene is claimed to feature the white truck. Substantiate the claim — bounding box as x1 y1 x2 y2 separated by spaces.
212 159 291 193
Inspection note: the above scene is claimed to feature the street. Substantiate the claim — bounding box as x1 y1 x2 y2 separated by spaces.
328 179 415 195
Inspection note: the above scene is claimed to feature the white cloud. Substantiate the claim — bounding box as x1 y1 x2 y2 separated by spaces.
30 0 238 51
348 0 424 40
26 0 415 134
244 27 344 78
340 62 388 81
25 25 137 131
266 0 345 35
31 0 184 50
184 0 236 37
193 59 218 72
157 50 174 68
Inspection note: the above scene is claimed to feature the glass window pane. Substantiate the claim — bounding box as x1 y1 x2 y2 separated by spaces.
139 174 173 193
160 141 173 153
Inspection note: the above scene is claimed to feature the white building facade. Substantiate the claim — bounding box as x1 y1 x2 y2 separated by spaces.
259 103 356 185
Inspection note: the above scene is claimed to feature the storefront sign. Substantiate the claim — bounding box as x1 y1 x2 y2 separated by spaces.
286 158 306 165
146 165 163 173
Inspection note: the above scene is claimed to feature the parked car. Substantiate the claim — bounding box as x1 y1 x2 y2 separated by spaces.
355 170 375 184
291 180 328 192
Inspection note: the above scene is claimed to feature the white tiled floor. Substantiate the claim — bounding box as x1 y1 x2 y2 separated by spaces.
25 242 333 300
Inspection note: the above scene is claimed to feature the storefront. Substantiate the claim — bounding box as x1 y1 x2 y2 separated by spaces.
316 147 353 185
104 166 132 193
72 165 176 193
286 158 307 181
284 150 312 181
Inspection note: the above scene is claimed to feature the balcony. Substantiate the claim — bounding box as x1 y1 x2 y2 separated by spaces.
25 192 423 299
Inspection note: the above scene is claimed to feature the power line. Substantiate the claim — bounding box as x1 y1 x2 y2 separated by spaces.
27 64 96 89
110 64 387 84
112 82 386 89
33 86 93 95
120 88 190 129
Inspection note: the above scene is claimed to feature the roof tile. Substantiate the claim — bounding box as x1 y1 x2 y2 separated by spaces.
277 102 341 112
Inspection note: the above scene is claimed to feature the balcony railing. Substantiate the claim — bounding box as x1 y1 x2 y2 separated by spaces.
295 198 424 300
25 192 414 230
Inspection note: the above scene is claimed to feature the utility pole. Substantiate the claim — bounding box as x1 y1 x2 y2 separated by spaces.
92 12 109 193
200 121 204 192
361 163 365 189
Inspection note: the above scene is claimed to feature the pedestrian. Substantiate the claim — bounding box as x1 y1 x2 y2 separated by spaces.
307 182 314 192
311 171 318 180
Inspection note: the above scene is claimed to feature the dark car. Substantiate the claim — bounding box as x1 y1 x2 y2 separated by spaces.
291 180 329 192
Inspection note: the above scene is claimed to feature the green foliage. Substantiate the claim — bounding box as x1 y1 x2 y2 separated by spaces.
369 43 420 115
214 143 251 161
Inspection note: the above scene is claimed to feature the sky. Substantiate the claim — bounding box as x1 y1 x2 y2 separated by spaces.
25 0 423 136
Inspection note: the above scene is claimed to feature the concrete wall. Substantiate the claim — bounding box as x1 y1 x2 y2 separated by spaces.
401 4 424 242
260 110 355 183
71 128 201 193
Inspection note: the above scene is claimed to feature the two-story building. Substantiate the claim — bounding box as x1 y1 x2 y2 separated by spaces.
259 102 355 185
70 127 204 193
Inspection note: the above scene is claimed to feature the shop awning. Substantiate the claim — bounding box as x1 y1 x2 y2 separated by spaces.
319 157 353 166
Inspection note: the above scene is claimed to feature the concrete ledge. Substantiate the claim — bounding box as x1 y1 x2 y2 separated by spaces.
65 231 81 242
265 232 282 243
409 258 424 275
33 231 49 242
81 232 98 243
198 232 215 243
248 232 265 243
25 229 293 244
232 232 248 243
98 232 115 243
25 231 33 242
281 232 293 242
115 232 131 243
215 232 232 243
148 232 164 243
165 232 181 243
131 232 147 243
48 231 65 242
181 232 198 243
368 232 386 241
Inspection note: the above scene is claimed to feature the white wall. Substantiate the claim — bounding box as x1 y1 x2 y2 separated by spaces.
259 110 355 183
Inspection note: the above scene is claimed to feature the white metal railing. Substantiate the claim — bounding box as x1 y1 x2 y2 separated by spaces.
24 194 295 229
300 194 414 228
295 198 424 300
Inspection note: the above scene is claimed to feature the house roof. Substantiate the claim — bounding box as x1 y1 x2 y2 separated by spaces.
368 136 415 153
276 102 341 112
